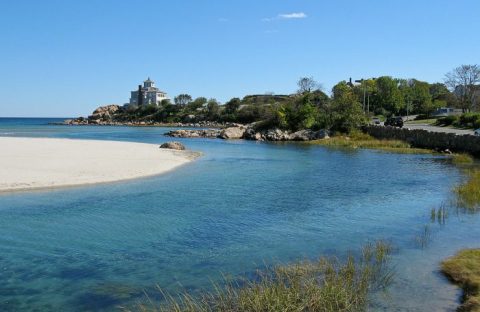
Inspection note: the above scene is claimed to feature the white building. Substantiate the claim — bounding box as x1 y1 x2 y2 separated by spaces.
129 78 168 106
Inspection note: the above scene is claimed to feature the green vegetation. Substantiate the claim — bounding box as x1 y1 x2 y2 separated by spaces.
108 64 480 134
455 170 480 211
452 153 475 165
404 118 437 125
306 131 432 154
133 242 393 312
442 249 480 312
437 113 480 129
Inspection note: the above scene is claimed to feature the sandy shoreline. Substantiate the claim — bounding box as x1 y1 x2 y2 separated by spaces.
0 137 199 193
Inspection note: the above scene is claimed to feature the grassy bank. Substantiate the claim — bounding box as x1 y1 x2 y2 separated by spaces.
455 169 480 211
442 249 480 312
306 131 432 154
132 241 393 312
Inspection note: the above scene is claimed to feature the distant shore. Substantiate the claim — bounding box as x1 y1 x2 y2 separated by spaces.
0 137 199 193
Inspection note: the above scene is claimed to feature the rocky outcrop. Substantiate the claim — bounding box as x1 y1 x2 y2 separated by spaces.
160 142 186 150
165 126 330 142
290 129 330 141
89 105 120 122
244 128 329 141
219 126 246 139
165 129 221 138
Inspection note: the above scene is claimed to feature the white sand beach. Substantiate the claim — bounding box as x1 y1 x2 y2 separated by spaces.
0 137 199 192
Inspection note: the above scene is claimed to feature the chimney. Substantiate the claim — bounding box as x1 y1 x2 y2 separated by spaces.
137 85 143 106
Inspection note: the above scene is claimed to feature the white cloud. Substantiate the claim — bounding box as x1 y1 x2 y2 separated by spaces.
262 12 307 22
278 12 307 19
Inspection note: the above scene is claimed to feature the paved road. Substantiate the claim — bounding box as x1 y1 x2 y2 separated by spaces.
404 123 475 136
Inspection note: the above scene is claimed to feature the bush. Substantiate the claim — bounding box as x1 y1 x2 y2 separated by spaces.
436 115 458 126
458 113 480 128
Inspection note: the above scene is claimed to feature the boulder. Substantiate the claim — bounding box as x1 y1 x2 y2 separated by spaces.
219 126 246 139
264 128 291 141
290 130 314 141
165 129 221 138
89 105 120 121
160 142 186 150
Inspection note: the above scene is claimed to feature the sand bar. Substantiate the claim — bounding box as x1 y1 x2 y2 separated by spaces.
0 137 199 192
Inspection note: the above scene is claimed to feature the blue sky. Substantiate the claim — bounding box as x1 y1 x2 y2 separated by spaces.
1 0 479 117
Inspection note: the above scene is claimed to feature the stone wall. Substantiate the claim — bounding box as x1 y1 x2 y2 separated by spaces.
363 125 480 156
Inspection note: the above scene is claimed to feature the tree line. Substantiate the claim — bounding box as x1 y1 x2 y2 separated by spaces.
116 64 479 133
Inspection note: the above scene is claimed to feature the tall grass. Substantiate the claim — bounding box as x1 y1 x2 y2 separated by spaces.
455 170 480 211
307 131 431 154
451 153 475 165
130 241 393 312
442 249 480 312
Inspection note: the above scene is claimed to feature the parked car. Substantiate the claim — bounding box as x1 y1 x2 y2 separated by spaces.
372 117 381 125
384 117 404 128
475 128 480 136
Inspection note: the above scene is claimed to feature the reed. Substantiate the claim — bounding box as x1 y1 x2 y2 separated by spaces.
451 153 475 165
415 225 431 249
130 241 394 312
455 170 480 211
307 131 432 154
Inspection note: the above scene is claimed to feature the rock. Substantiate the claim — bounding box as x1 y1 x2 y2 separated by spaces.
290 130 313 141
264 128 291 141
160 142 186 150
165 129 221 139
219 126 246 139
314 129 330 139
89 105 121 121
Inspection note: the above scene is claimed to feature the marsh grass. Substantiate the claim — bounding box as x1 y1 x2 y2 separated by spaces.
431 203 448 225
306 131 432 154
455 170 480 211
131 241 394 312
442 249 480 312
452 153 475 165
414 225 432 249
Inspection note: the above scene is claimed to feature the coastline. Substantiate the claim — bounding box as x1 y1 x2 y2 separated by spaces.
0 137 200 193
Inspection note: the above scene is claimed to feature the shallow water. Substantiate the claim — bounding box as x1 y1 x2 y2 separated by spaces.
0 118 478 311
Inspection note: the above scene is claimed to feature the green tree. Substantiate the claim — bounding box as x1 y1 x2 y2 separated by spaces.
373 76 405 115
400 79 432 115
224 97 241 115
277 94 318 131
187 97 207 112
206 98 220 120
330 85 367 133
174 94 193 106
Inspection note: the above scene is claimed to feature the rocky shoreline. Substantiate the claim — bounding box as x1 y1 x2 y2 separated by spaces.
54 105 230 128
56 104 330 142
165 126 329 141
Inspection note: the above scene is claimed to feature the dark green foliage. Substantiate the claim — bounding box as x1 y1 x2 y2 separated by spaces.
106 75 461 132
372 76 405 115
436 115 459 126
330 85 368 132
174 94 193 106
276 94 318 131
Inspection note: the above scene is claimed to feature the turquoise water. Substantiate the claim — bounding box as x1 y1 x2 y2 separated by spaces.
0 118 479 311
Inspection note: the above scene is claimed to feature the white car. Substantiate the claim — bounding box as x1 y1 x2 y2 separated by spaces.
475 129 480 136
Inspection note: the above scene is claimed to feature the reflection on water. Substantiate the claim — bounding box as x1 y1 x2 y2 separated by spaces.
0 119 479 311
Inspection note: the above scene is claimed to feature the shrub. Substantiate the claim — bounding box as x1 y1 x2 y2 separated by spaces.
436 115 458 126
